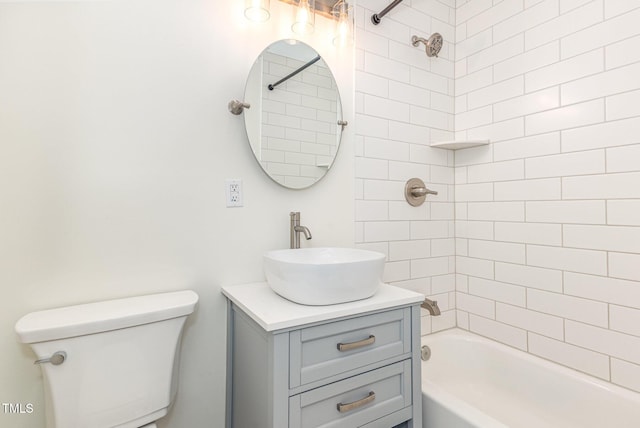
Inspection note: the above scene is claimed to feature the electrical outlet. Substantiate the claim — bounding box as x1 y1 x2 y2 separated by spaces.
225 179 243 207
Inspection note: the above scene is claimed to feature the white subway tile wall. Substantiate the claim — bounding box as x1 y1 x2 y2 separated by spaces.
454 0 640 393
356 0 457 332
357 0 640 394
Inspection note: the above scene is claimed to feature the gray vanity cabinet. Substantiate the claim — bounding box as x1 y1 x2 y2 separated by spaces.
225 301 423 428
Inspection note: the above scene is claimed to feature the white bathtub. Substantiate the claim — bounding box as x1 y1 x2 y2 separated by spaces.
421 329 640 428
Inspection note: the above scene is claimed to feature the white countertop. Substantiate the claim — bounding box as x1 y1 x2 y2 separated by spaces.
221 282 425 332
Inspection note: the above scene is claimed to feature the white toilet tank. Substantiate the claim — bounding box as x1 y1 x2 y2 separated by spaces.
15 290 198 428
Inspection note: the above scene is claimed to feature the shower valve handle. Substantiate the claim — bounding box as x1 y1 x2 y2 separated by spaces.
410 186 438 197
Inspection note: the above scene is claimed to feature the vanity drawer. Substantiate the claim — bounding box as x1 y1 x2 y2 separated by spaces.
289 360 412 428
289 308 411 388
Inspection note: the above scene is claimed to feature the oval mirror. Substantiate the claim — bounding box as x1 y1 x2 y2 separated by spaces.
243 39 344 189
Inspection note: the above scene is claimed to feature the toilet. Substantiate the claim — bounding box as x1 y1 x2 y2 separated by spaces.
15 290 198 428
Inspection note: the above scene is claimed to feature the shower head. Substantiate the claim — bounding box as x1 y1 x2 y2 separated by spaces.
412 33 443 58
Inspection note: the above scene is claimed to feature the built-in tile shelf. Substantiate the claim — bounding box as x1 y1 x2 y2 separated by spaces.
430 139 490 150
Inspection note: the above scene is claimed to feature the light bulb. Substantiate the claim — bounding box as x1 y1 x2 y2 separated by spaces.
244 0 270 22
332 1 353 46
292 0 315 35
334 18 348 45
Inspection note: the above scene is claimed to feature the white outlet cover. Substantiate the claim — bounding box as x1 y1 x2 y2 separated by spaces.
225 179 243 207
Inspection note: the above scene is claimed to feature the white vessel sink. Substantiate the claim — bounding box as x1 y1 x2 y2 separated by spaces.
263 247 386 305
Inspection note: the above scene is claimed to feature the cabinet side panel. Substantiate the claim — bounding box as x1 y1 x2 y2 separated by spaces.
409 305 423 428
269 332 290 427
232 308 270 428
226 300 233 428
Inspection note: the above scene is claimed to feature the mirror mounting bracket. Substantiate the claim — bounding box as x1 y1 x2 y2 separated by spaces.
228 99 251 115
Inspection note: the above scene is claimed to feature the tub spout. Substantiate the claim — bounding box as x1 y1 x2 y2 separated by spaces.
421 298 441 316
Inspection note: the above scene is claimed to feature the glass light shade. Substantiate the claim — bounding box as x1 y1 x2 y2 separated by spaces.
332 1 353 47
292 0 315 35
244 0 270 22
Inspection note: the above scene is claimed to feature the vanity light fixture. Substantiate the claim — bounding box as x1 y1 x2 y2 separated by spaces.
291 0 315 35
332 0 353 46
244 0 270 22
244 0 353 45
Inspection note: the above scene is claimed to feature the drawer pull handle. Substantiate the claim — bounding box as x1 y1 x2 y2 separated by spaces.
337 335 376 352
337 391 376 413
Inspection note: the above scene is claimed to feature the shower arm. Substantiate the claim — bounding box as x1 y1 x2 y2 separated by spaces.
371 0 404 25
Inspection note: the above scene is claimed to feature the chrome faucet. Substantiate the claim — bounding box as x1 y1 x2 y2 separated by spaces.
421 298 441 316
290 212 312 249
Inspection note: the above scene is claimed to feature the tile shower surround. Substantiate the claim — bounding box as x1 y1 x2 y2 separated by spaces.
355 0 640 393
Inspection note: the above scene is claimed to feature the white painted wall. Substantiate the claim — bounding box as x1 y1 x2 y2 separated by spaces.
0 1 353 427
454 0 640 393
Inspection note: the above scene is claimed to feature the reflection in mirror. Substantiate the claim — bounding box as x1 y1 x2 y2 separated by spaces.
244 39 344 189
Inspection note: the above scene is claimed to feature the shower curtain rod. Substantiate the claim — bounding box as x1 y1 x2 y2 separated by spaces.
268 55 321 91
371 0 404 25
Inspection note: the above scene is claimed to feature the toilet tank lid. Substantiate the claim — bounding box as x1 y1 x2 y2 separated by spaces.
15 290 199 344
